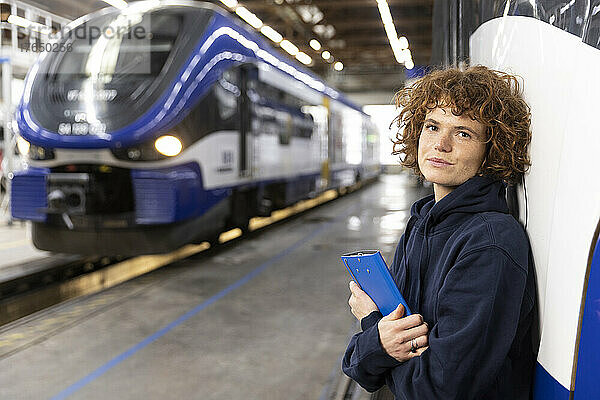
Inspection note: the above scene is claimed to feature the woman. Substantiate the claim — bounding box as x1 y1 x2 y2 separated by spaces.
342 66 537 399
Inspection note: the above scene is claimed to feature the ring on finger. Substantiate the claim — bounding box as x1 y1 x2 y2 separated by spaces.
410 338 418 353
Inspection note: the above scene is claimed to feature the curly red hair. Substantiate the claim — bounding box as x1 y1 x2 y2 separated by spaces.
392 65 531 184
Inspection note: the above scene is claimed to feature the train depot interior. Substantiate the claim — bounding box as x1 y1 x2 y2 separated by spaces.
1 1 599 399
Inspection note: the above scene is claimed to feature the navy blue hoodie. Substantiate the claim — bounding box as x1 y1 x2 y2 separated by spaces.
342 176 536 399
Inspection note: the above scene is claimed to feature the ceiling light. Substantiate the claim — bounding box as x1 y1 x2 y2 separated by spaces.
312 24 336 39
399 36 409 50
280 39 299 56
296 52 312 65
102 0 128 9
309 39 321 51
219 0 238 8
7 15 51 34
376 0 406 64
334 61 344 71
321 50 331 60
235 7 263 29
401 48 411 62
297 5 324 24
261 25 283 43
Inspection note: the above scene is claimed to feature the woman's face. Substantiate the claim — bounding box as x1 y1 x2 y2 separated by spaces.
417 107 488 201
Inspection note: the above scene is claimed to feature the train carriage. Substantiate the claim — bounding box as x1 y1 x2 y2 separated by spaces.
11 0 379 256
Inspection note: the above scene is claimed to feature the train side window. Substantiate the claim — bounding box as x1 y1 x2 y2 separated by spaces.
16 26 28 50
279 114 292 145
1 4 10 22
215 73 239 123
1 28 10 44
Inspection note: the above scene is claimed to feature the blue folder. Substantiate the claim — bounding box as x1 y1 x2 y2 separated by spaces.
341 250 412 316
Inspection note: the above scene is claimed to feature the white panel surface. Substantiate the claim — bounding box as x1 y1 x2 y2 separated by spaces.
471 16 600 390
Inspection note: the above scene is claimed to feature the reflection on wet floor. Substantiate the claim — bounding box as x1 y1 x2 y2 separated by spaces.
346 216 362 231
377 174 432 251
343 173 432 256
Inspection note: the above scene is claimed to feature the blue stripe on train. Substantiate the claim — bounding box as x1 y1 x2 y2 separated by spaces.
131 162 230 224
11 167 49 222
533 362 570 400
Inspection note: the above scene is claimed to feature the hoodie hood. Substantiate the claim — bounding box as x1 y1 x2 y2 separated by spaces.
411 175 509 230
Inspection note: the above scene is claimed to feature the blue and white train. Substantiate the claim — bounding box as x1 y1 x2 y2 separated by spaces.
461 1 600 398
10 1 380 255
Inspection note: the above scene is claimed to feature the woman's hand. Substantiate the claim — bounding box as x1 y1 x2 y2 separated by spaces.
378 304 430 362
348 280 378 320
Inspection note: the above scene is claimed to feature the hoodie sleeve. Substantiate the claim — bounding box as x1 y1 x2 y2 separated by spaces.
383 245 528 399
341 311 402 392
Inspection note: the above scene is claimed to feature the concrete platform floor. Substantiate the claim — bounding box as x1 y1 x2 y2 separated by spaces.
0 173 431 400
0 216 51 269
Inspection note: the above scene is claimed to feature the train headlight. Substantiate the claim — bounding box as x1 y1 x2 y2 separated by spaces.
154 135 182 157
17 136 30 157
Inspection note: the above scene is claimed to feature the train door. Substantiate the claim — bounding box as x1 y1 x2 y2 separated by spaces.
238 64 256 179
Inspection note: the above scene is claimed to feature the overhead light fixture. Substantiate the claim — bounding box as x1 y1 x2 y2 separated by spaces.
102 0 128 9
7 15 51 34
400 48 411 63
309 39 321 51
219 0 238 8
334 61 344 71
280 39 299 56
235 7 263 29
312 24 336 40
375 0 405 64
296 52 312 65
321 50 331 60
260 25 283 43
399 36 409 50
297 5 324 24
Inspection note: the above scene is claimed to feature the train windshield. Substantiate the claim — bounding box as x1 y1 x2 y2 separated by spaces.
28 5 213 136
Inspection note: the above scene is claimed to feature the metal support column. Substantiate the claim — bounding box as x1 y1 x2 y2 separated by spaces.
1 57 13 225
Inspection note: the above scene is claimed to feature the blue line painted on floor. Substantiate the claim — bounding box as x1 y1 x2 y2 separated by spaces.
49 209 350 400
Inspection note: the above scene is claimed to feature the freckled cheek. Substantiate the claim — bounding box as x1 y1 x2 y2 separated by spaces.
417 135 434 160
417 139 426 169
461 149 486 175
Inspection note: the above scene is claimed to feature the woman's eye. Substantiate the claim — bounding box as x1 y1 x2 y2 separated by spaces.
457 131 471 139
425 124 437 131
